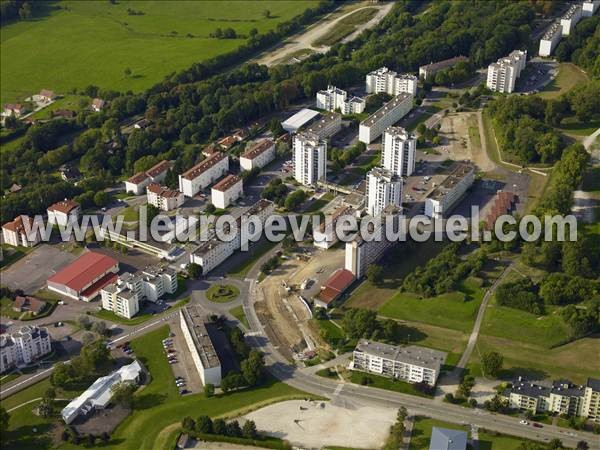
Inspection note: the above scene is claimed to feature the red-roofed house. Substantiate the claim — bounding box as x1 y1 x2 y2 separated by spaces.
47 251 119 301
211 174 243 209
2 215 41 247
146 183 184 211
13 296 47 315
125 160 171 195
314 269 355 309
91 98 105 112
47 199 81 227
240 139 275 171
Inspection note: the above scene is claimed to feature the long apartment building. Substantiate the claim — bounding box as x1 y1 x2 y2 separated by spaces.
180 305 222 385
100 266 177 319
352 339 447 387
240 139 276 171
424 162 474 219
179 152 229 197
0 325 52 373
506 377 600 422
294 132 327 186
359 93 413 144
190 199 275 274
304 112 342 140
486 50 527 94
382 126 416 176
146 183 184 211
561 3 582 35
583 1 600 16
345 207 400 279
316 85 366 115
539 21 562 57
366 167 403 217
366 67 418 96
2 215 41 248
211 174 243 209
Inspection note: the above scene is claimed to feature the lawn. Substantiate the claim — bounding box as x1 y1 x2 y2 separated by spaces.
349 371 433 399
206 284 240 303
312 7 378 47
227 237 280 278
0 244 32 270
538 63 589 100
378 278 485 333
313 318 345 347
229 305 249 329
303 192 335 213
408 417 470 450
1 1 320 103
467 334 600 384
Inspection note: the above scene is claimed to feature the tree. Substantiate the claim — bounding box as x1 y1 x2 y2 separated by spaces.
111 382 137 408
366 264 383 284
241 350 264 386
195 415 213 434
124 67 132 77
0 407 10 434
204 383 215 397
188 262 202 279
205 203 216 214
77 314 92 330
227 420 242 437
548 438 564 449
481 351 503 378
181 416 195 433
82 331 96 346
213 418 227 435
242 419 257 439
576 441 589 450
91 320 107 336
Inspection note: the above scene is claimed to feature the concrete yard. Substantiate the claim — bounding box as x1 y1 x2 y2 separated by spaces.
242 399 396 449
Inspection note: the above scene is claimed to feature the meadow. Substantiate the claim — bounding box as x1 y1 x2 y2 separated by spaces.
1 0 319 103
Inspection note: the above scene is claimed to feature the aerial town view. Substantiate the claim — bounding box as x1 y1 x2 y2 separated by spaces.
0 1 599 449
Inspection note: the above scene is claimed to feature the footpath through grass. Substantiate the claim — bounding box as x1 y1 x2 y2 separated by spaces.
312 8 378 47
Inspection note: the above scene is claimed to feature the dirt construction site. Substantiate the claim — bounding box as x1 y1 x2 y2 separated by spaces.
254 245 345 360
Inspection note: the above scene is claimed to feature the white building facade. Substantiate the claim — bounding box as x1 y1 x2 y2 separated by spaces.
2 215 41 248
560 4 582 35
366 167 403 217
316 86 366 115
359 93 413 144
0 326 52 373
179 152 229 197
583 1 600 16
382 126 416 177
146 184 184 211
211 174 243 209
294 132 327 186
424 162 474 219
240 139 276 171
305 113 342 140
47 200 81 227
539 22 562 57
366 67 418 97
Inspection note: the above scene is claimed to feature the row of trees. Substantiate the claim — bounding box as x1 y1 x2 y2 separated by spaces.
555 16 600 78
181 415 259 440
221 327 265 392
50 340 111 389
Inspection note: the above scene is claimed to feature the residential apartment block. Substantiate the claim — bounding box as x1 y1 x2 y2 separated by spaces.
359 93 413 144
418 56 468 80
125 160 171 195
294 132 327 186
2 215 41 247
486 50 527 94
539 22 562 57
189 199 275 274
146 183 184 211
211 174 243 209
382 126 416 176
47 199 81 227
100 266 177 319
366 167 403 217
179 152 229 197
305 112 342 140
180 305 222 385
240 139 276 171
345 207 400 279
313 204 354 249
424 162 474 219
560 3 582 36
0 325 52 373
365 67 418 97
583 1 600 16
506 377 600 422
352 339 447 386
316 85 366 115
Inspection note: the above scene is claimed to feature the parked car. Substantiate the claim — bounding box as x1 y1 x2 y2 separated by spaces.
533 423 543 428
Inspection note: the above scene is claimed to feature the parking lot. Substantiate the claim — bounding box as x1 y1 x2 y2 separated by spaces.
90 244 162 273
166 318 203 394
1 244 77 293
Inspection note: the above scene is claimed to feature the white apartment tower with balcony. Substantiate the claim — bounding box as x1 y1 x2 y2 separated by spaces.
382 126 416 177
293 132 327 186
366 167 402 217
316 86 365 115
486 50 527 93
366 67 418 97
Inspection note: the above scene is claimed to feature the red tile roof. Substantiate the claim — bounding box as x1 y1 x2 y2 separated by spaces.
146 160 171 178
241 139 274 160
47 199 79 215
127 172 150 185
181 152 227 181
2 215 34 234
47 251 118 292
212 174 241 192
13 296 46 313
316 269 355 305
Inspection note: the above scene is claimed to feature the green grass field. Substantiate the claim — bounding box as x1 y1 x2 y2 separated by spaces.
378 279 485 333
538 63 589 100
229 305 249 329
227 237 280 278
206 284 240 303
312 7 378 47
349 371 432 398
1 0 319 103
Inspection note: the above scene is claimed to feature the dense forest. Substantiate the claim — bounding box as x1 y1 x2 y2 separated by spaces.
0 0 562 222
555 15 600 78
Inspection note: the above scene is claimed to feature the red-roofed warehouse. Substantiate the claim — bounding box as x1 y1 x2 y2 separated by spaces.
314 268 355 309
47 251 119 301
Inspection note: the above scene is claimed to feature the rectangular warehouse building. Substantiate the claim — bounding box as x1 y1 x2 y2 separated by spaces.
179 305 222 386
